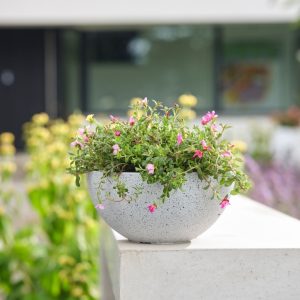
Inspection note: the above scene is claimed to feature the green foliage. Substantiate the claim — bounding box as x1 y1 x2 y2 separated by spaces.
0 114 100 300
249 126 273 163
69 100 250 206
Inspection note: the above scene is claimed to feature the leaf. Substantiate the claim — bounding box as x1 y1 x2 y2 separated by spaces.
203 184 210 190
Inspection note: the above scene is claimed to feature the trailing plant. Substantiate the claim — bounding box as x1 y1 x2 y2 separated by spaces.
69 99 250 209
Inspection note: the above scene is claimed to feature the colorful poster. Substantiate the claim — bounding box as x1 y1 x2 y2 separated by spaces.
221 63 270 104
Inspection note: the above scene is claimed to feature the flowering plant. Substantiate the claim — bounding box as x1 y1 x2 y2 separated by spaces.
68 99 250 210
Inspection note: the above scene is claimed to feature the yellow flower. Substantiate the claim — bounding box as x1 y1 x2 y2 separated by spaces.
58 255 76 266
50 158 61 169
53 206 73 220
32 113 49 125
47 142 67 154
86 114 95 123
178 108 197 121
232 140 248 153
0 132 14 144
73 190 87 203
31 127 51 141
130 97 143 106
127 109 145 119
50 123 69 136
26 137 38 148
0 161 17 175
68 114 84 127
178 94 198 107
71 287 84 297
75 262 90 272
0 144 16 156
62 174 73 185
84 219 97 230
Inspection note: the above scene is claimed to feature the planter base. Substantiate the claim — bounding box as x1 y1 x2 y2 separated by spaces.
88 171 231 243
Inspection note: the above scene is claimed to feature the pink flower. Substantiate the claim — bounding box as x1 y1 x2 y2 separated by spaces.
193 150 203 159
83 135 89 143
201 140 210 151
222 151 232 158
70 140 84 149
112 144 120 155
77 128 85 135
211 124 218 132
86 125 95 136
177 133 183 145
129 116 135 126
201 111 218 125
220 196 230 209
146 163 155 174
95 203 105 210
110 115 118 122
148 203 157 213
142 97 148 106
115 131 121 137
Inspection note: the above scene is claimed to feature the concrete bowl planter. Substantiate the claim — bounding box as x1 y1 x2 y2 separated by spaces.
87 171 231 244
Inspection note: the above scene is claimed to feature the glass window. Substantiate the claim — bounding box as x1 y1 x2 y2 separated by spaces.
62 24 299 116
83 26 214 114
221 25 298 114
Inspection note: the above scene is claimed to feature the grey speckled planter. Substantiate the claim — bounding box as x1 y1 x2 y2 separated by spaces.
87 171 231 244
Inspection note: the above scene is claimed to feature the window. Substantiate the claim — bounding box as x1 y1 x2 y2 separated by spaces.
63 26 214 114
62 24 299 116
221 25 298 113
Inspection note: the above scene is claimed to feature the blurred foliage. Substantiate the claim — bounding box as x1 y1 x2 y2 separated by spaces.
248 127 273 163
0 114 100 300
246 155 300 219
272 106 300 127
245 125 300 219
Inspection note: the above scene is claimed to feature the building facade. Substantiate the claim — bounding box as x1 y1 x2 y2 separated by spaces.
0 0 300 146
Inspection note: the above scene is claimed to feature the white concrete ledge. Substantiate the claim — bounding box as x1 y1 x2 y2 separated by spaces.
101 196 300 300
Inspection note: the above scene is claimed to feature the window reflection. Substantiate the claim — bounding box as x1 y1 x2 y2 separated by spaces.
84 26 214 113
62 25 299 115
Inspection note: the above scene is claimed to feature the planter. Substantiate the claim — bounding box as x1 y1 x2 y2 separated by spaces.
88 171 231 244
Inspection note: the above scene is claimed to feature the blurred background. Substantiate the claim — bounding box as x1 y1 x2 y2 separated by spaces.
1 0 300 299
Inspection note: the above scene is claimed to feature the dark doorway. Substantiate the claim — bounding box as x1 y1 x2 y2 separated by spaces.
0 29 45 149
